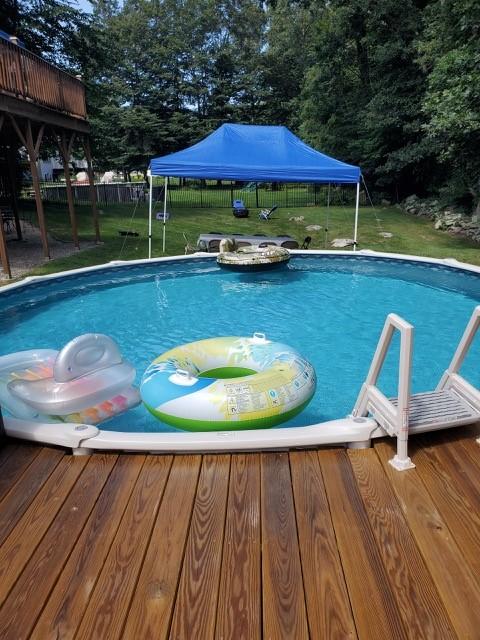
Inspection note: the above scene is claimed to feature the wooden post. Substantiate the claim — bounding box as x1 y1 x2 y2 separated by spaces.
0 115 11 279
0 211 11 279
10 115 50 258
82 136 101 243
55 129 79 248
7 144 22 241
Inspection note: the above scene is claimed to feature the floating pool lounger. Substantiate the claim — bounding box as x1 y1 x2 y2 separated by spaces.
0 334 140 424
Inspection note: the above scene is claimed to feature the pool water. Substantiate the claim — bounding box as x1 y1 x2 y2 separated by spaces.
1 255 479 432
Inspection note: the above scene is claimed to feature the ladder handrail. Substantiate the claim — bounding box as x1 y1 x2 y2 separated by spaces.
437 305 480 385
353 313 415 470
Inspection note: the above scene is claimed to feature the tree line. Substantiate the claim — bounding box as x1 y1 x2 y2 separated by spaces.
2 0 479 212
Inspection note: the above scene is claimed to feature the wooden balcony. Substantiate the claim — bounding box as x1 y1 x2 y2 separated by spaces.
0 37 88 132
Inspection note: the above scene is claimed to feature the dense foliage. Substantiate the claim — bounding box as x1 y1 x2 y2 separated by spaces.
1 0 479 210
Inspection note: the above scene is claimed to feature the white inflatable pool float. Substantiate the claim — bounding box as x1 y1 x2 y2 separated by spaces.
0 334 140 424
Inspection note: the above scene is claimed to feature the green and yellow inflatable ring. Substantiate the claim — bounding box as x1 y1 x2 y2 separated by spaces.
140 334 316 431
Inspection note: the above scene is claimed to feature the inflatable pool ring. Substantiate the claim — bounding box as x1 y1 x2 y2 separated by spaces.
217 245 290 272
0 334 140 424
140 333 316 431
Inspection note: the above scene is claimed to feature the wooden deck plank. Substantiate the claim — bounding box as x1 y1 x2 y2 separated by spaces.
261 451 309 640
0 443 41 502
0 454 88 607
290 450 357 639
123 455 202 640
169 454 230 640
0 442 479 639
414 435 480 571
375 440 480 638
0 447 64 546
75 455 174 640
0 453 117 640
215 453 261 640
348 448 456 639
455 431 480 470
0 443 18 468
30 454 145 640
319 448 407 640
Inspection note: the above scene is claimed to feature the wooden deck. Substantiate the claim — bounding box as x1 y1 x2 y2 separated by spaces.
0 426 479 639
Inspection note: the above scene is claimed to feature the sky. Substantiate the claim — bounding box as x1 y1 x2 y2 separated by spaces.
74 0 93 14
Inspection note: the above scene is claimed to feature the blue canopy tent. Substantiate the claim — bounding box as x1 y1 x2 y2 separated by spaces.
148 124 361 255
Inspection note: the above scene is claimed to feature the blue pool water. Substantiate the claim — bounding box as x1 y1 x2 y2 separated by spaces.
1 255 479 432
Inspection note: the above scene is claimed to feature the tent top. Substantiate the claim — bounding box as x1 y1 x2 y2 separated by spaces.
150 123 361 184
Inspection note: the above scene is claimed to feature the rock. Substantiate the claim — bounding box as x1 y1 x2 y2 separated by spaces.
379 232 393 238
306 224 322 231
289 216 305 223
400 195 480 244
331 238 354 248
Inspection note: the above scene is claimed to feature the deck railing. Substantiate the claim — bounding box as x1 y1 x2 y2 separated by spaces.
0 38 87 119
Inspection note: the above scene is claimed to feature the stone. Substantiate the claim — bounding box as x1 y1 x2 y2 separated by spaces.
331 238 354 248
306 224 322 231
379 232 393 238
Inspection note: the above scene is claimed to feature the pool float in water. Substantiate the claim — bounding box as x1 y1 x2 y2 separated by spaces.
0 334 140 424
217 245 290 272
140 333 316 431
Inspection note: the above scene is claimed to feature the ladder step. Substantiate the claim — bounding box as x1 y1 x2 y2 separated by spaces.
390 390 479 429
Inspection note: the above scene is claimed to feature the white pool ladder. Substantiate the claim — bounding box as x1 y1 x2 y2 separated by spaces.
353 306 480 471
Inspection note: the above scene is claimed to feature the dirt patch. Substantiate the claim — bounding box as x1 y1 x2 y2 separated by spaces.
1 223 98 282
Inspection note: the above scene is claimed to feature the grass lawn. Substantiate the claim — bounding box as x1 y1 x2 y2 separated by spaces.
12 199 480 278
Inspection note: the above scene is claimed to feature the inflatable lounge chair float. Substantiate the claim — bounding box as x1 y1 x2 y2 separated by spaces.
0 334 140 424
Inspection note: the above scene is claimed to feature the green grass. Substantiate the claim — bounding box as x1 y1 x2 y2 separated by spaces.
11 199 480 280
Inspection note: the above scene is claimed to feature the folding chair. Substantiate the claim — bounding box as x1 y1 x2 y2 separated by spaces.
258 205 278 220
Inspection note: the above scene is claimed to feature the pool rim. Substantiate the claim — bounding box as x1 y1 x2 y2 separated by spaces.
2 249 479 453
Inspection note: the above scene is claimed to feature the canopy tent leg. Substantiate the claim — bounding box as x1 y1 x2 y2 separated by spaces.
353 181 360 252
325 182 330 248
148 170 153 259
162 176 167 253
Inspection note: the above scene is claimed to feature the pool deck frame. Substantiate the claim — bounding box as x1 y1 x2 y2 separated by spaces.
2 249 480 455
0 424 479 638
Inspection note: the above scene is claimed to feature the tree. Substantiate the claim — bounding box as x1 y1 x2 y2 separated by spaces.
301 0 433 199
419 0 480 211
0 0 95 70
262 0 321 128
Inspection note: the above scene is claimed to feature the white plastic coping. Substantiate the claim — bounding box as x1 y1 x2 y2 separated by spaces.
3 415 381 451
2 249 480 452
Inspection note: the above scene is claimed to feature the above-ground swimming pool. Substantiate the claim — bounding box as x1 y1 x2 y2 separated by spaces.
1 251 480 443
